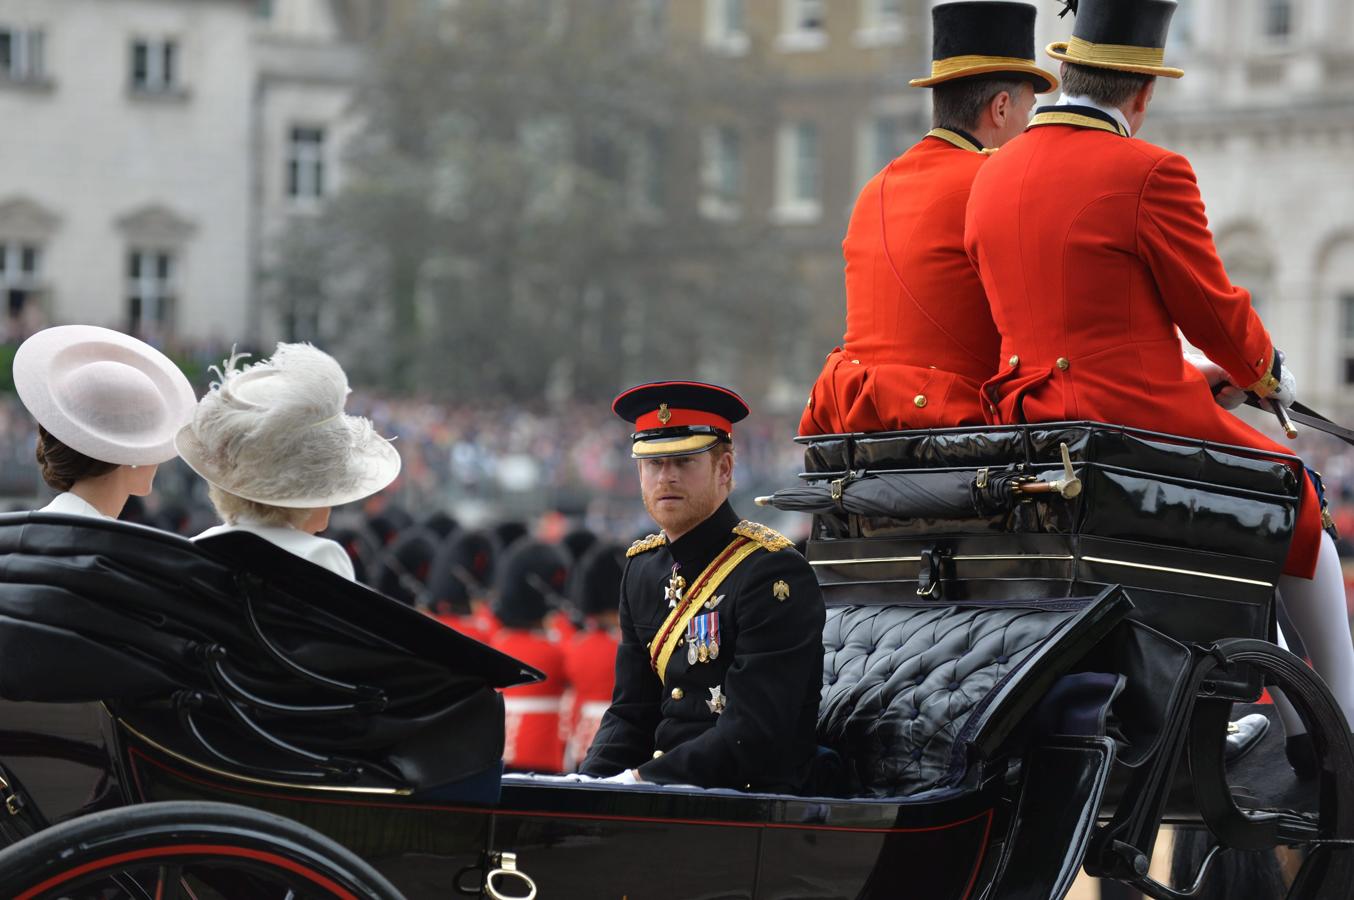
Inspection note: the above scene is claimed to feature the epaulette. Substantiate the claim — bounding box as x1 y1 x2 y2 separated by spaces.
626 533 668 558
732 520 793 552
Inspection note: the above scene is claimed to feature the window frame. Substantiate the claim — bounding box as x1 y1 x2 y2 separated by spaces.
699 125 743 221
286 124 328 202
854 0 904 48
776 0 828 52
704 0 749 55
126 248 177 338
772 120 822 224
0 26 45 83
129 36 181 94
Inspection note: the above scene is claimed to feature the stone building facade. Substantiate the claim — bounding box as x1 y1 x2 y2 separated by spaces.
0 0 366 348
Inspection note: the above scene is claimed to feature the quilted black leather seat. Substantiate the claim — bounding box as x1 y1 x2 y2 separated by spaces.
818 592 1128 798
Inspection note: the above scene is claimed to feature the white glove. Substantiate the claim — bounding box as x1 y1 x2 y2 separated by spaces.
1184 351 1245 411
1270 354 1297 408
600 769 641 785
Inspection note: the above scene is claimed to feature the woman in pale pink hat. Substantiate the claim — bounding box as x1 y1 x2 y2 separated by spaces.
175 342 401 580
13 325 196 519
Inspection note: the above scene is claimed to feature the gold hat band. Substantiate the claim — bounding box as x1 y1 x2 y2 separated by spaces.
631 433 720 458
1066 35 1166 68
929 53 1041 79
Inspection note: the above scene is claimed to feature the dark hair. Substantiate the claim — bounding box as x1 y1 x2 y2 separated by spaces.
932 76 1029 133
1059 62 1155 108
35 426 118 492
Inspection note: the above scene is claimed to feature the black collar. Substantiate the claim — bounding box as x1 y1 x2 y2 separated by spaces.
1030 104 1129 137
927 127 985 153
667 500 741 572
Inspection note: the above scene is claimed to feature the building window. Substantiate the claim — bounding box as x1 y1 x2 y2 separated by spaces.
704 0 748 55
287 126 326 200
127 249 175 338
864 115 908 177
700 126 742 220
131 38 178 93
0 28 45 83
1262 0 1292 42
856 0 903 47
0 242 42 338
1341 293 1354 385
777 0 827 52
773 122 821 223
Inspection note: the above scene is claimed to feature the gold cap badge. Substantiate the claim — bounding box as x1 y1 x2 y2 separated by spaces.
657 403 671 424
773 580 790 601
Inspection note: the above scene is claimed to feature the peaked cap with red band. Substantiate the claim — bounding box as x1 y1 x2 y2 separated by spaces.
613 381 750 459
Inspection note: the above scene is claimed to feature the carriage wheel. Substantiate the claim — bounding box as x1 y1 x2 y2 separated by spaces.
0 800 405 900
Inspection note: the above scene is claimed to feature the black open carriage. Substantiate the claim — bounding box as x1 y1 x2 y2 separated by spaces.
0 422 1351 899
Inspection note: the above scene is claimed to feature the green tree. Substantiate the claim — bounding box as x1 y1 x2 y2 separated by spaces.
272 0 799 401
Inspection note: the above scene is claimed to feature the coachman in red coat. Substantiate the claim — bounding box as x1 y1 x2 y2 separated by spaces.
800 1 1058 436
964 0 1324 580
965 0 1354 769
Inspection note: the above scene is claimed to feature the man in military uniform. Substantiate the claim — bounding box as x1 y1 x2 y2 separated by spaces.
580 381 825 792
799 1 1057 436
963 0 1354 768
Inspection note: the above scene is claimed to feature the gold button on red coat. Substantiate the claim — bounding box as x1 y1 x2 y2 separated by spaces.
1056 357 1070 371
913 395 927 408
1008 355 1019 367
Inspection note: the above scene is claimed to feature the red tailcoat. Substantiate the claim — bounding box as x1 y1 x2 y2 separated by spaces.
492 630 566 773
964 114 1319 578
561 626 619 771
800 131 1002 435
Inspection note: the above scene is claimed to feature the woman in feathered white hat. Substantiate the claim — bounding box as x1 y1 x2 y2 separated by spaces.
13 325 197 519
176 342 401 580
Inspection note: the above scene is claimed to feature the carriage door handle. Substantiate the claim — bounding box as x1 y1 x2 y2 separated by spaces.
485 851 538 900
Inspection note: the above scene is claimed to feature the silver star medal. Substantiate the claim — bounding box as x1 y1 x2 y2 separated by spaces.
706 685 726 716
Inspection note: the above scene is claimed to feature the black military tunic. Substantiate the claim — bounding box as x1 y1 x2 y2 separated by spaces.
580 501 824 792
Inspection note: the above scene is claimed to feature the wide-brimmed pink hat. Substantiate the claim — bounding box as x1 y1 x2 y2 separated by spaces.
13 325 196 466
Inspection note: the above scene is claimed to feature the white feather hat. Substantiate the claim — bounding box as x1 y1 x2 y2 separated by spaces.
174 343 401 509
13 325 196 466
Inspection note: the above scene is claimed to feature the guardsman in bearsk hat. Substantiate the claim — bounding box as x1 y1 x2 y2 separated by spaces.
490 540 570 773
963 0 1354 770
799 2 1058 436
560 541 626 771
425 528 501 642
580 382 825 791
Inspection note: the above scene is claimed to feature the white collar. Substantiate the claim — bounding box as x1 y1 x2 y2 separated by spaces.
40 491 111 519
1056 93 1132 137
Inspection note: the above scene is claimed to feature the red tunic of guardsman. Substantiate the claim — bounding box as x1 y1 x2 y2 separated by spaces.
560 542 625 770
800 1 1058 436
963 0 1321 578
490 540 571 773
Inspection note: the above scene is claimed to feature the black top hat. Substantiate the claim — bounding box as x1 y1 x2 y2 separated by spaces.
1047 0 1183 78
910 1 1059 93
493 540 570 630
612 381 750 460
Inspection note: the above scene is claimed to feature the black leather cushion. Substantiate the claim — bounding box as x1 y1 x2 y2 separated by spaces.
819 603 1096 798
